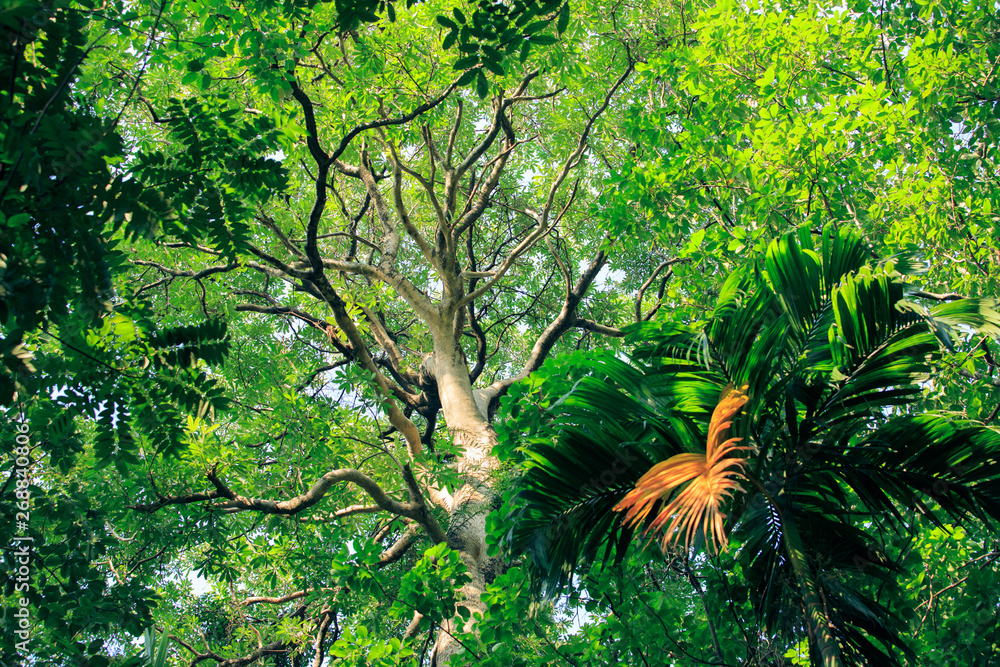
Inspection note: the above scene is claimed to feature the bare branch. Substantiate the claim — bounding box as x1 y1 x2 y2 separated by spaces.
383 138 439 265
166 630 222 666
130 259 237 281
243 590 322 607
318 258 436 319
256 214 307 260
358 303 418 386
216 641 288 667
207 467 420 519
540 64 634 227
457 67 633 310
311 608 335 667
913 290 966 301
635 258 690 323
575 318 625 337
130 463 447 542
327 75 464 165
403 612 426 641
545 234 572 293
445 99 463 168
298 360 350 392
453 70 540 179
292 230 381 255
332 503 382 518
486 240 618 400
234 303 352 358
451 122 522 239
378 522 421 566
359 142 403 272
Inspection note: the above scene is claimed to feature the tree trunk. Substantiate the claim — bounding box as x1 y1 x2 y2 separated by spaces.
425 331 501 666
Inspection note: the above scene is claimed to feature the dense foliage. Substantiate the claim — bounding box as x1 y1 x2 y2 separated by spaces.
2 0 999 665
504 224 1000 664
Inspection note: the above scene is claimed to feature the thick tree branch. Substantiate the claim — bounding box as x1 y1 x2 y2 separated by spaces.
445 99 463 168
318 258 436 319
486 241 616 399
358 303 419 387
404 612 426 641
382 135 446 259
131 464 447 541
451 122 520 240
913 290 966 301
958 368 1000 389
379 522 422 566
453 70 540 179
575 318 625 337
207 467 419 518
358 142 403 273
332 503 382 518
311 608 336 667
243 590 325 607
302 262 451 514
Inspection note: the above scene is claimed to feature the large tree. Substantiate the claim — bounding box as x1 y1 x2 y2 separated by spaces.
5 0 660 663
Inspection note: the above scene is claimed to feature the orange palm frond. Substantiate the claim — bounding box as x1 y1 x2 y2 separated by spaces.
614 384 750 554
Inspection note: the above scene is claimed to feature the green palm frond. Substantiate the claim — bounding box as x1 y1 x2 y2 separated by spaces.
821 224 872 291
829 267 922 372
765 230 824 336
507 355 711 594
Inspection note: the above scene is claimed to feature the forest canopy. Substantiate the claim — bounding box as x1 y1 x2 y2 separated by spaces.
2 0 1000 665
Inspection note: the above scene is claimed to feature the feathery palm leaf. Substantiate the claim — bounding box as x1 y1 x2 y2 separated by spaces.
614 384 750 554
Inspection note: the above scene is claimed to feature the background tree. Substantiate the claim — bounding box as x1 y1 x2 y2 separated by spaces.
6 0 663 663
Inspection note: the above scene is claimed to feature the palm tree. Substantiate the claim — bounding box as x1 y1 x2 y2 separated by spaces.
505 225 1000 666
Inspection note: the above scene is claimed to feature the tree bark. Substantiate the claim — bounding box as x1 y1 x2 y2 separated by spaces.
423 325 500 666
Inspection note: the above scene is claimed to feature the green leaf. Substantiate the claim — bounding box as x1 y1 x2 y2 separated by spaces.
519 40 531 62
482 44 502 62
476 71 489 99
483 58 504 76
456 69 478 86
5 213 30 228
454 55 479 70
523 20 548 35
436 15 457 29
557 2 569 34
530 34 558 46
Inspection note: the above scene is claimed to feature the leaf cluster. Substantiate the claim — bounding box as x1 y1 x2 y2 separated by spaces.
503 224 1000 664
